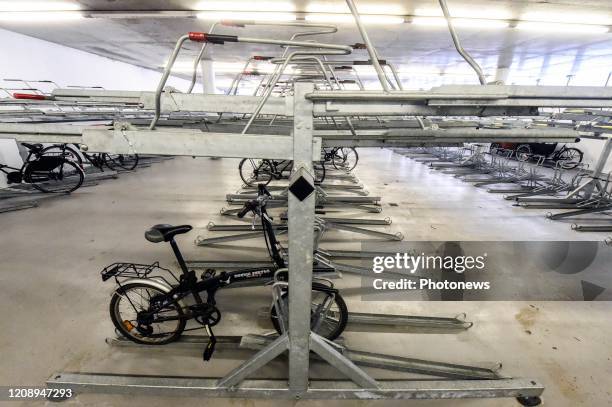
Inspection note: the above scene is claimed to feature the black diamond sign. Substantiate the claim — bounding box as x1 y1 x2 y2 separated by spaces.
289 175 315 201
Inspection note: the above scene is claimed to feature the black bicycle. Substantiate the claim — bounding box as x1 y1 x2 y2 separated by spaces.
238 158 326 186
41 143 139 171
322 147 359 172
515 143 583 169
0 143 84 193
102 185 347 360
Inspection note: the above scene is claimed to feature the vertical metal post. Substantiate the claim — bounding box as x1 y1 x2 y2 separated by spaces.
438 0 487 85
288 83 316 392
345 0 390 91
200 60 216 94
585 138 612 196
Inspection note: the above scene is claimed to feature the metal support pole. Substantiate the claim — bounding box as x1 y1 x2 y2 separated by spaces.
345 0 391 91
288 83 316 391
438 0 487 85
200 59 216 94
583 137 612 196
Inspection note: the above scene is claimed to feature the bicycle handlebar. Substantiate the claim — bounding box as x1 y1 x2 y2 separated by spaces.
237 184 272 218
237 202 255 218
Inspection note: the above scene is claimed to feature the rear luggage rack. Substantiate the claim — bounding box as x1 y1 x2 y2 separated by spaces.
100 262 176 282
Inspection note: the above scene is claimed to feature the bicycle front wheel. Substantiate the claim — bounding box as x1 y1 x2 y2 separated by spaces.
558 148 583 169
270 289 348 341
314 161 326 184
110 283 186 345
239 158 273 187
24 159 84 193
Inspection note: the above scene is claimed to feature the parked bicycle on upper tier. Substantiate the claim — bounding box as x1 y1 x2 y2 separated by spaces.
491 142 583 170
101 184 347 361
322 146 359 172
237 147 358 187
0 143 84 193
238 158 326 186
41 143 139 171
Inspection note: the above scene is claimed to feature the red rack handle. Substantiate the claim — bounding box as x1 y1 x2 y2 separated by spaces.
13 93 48 100
188 32 238 44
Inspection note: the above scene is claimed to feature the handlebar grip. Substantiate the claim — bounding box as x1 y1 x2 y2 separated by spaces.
188 32 238 44
13 93 49 100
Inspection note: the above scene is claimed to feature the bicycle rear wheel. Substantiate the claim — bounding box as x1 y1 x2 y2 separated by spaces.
24 159 84 193
239 158 273 186
40 145 83 166
333 147 358 172
270 289 348 341
104 154 139 170
110 283 186 345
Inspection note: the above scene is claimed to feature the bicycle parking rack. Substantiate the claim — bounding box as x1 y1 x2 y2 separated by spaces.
11 1 612 400
396 133 612 237
0 155 173 214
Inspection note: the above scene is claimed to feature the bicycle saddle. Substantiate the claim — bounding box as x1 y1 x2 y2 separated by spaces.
145 224 193 243
21 142 43 152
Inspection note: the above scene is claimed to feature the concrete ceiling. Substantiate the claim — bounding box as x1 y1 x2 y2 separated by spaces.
1 0 612 89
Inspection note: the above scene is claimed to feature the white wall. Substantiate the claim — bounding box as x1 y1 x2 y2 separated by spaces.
0 28 195 188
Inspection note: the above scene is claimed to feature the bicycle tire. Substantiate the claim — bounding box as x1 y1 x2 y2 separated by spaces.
40 144 83 166
103 154 139 171
239 158 273 187
24 159 84 193
558 147 583 170
314 161 326 184
109 283 186 345
270 289 348 341
515 144 531 162
333 147 358 172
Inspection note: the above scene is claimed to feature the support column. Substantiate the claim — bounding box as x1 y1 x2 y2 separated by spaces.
288 82 316 392
200 59 216 94
586 138 612 196
494 67 510 85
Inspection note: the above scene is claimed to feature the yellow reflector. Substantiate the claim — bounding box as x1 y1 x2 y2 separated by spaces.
123 320 135 332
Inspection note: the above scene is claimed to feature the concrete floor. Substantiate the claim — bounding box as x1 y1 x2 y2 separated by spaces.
0 149 610 406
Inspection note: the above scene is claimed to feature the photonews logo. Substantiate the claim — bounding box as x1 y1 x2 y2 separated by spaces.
372 252 487 274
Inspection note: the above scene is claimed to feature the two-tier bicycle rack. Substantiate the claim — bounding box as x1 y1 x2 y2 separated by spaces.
2 0 612 403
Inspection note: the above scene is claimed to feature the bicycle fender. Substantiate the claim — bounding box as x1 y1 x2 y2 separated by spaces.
114 277 188 309
312 281 338 294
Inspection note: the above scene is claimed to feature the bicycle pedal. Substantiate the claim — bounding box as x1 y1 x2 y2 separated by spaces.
203 326 217 362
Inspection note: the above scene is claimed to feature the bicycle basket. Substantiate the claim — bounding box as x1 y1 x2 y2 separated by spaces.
100 262 167 282
27 156 65 172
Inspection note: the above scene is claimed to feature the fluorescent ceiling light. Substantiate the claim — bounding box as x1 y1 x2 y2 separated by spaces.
0 11 82 21
305 14 404 24
196 1 295 12
520 11 611 26
414 7 511 20
516 21 609 34
0 1 80 11
306 3 404 15
197 11 296 21
412 17 507 29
